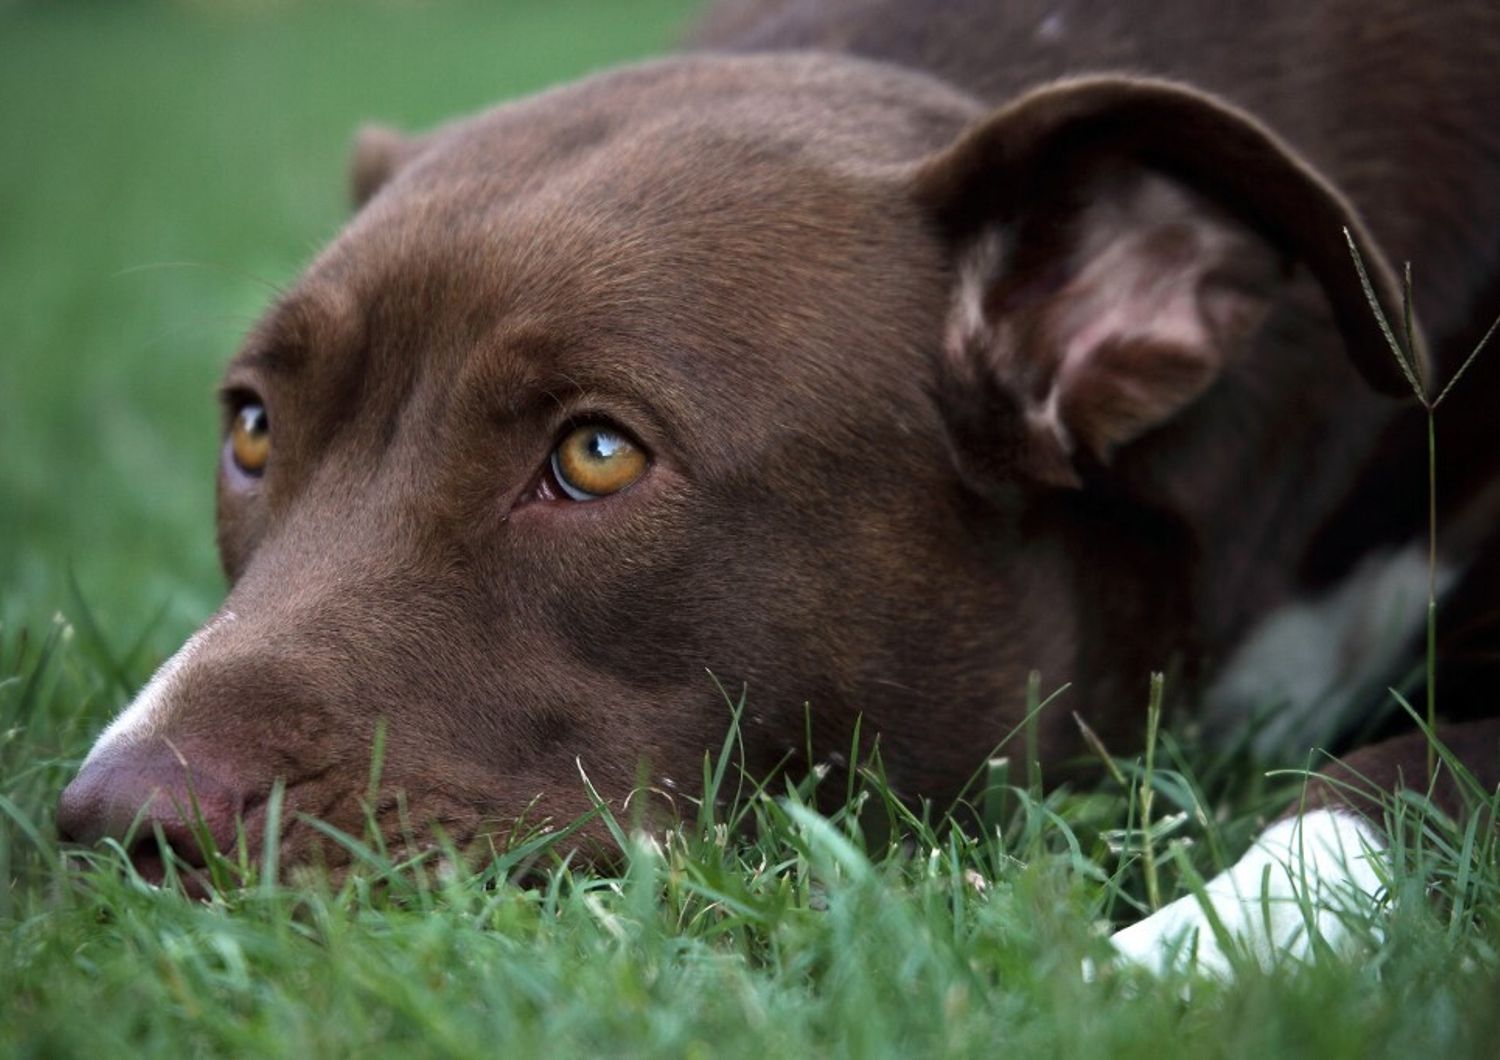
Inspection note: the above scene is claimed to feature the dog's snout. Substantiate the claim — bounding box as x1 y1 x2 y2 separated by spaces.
57 743 244 881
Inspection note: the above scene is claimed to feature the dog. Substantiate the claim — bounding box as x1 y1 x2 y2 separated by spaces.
58 0 1500 973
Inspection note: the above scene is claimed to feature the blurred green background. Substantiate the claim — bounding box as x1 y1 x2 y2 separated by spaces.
0 0 698 659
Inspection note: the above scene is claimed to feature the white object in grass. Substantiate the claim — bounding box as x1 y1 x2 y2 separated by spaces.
1107 809 1387 977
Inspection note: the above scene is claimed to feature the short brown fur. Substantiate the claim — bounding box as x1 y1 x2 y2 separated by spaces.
58 0 1500 875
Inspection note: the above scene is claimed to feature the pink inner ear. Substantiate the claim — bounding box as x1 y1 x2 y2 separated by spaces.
964 169 1279 477
1046 220 1227 459
1054 333 1222 460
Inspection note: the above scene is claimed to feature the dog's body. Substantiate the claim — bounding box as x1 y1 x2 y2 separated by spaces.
60 0 1500 970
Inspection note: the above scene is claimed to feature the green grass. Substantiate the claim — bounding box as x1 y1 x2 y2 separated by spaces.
4 2 1500 1056
6 627 1500 1057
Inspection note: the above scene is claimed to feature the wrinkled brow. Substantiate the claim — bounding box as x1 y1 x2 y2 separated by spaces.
455 325 614 423
455 323 689 453
228 286 363 378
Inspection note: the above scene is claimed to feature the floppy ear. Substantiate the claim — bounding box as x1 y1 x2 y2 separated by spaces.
914 76 1418 491
348 123 419 209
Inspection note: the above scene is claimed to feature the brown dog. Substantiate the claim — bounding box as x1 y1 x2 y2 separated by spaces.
59 0 1500 971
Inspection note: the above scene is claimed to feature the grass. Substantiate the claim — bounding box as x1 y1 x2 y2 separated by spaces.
6 628 1500 1057
3 1 1500 1056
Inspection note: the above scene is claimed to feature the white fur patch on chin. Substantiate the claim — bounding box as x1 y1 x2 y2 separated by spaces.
82 611 237 766
1107 810 1387 978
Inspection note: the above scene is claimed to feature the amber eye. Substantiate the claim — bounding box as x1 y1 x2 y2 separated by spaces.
550 424 647 500
229 402 271 476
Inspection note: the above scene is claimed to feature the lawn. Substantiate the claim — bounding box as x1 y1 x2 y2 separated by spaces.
3 2 1499 1056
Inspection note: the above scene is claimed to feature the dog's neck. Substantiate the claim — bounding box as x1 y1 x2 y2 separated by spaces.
1005 378 1404 740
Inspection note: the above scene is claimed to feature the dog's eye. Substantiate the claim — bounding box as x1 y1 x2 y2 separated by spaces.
230 402 271 476
549 424 647 500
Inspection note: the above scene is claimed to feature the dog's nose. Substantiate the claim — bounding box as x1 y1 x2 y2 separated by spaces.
57 742 243 882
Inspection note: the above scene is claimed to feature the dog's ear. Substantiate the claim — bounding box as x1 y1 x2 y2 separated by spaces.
349 123 418 209
913 77 1417 491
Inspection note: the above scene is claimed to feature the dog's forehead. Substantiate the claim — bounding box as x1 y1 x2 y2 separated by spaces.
251 56 970 439
333 53 972 279
405 53 978 184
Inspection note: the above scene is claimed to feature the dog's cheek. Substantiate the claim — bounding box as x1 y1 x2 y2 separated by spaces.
495 498 810 765
214 480 267 585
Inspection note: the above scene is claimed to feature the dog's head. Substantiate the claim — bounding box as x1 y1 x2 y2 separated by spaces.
58 54 1410 877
